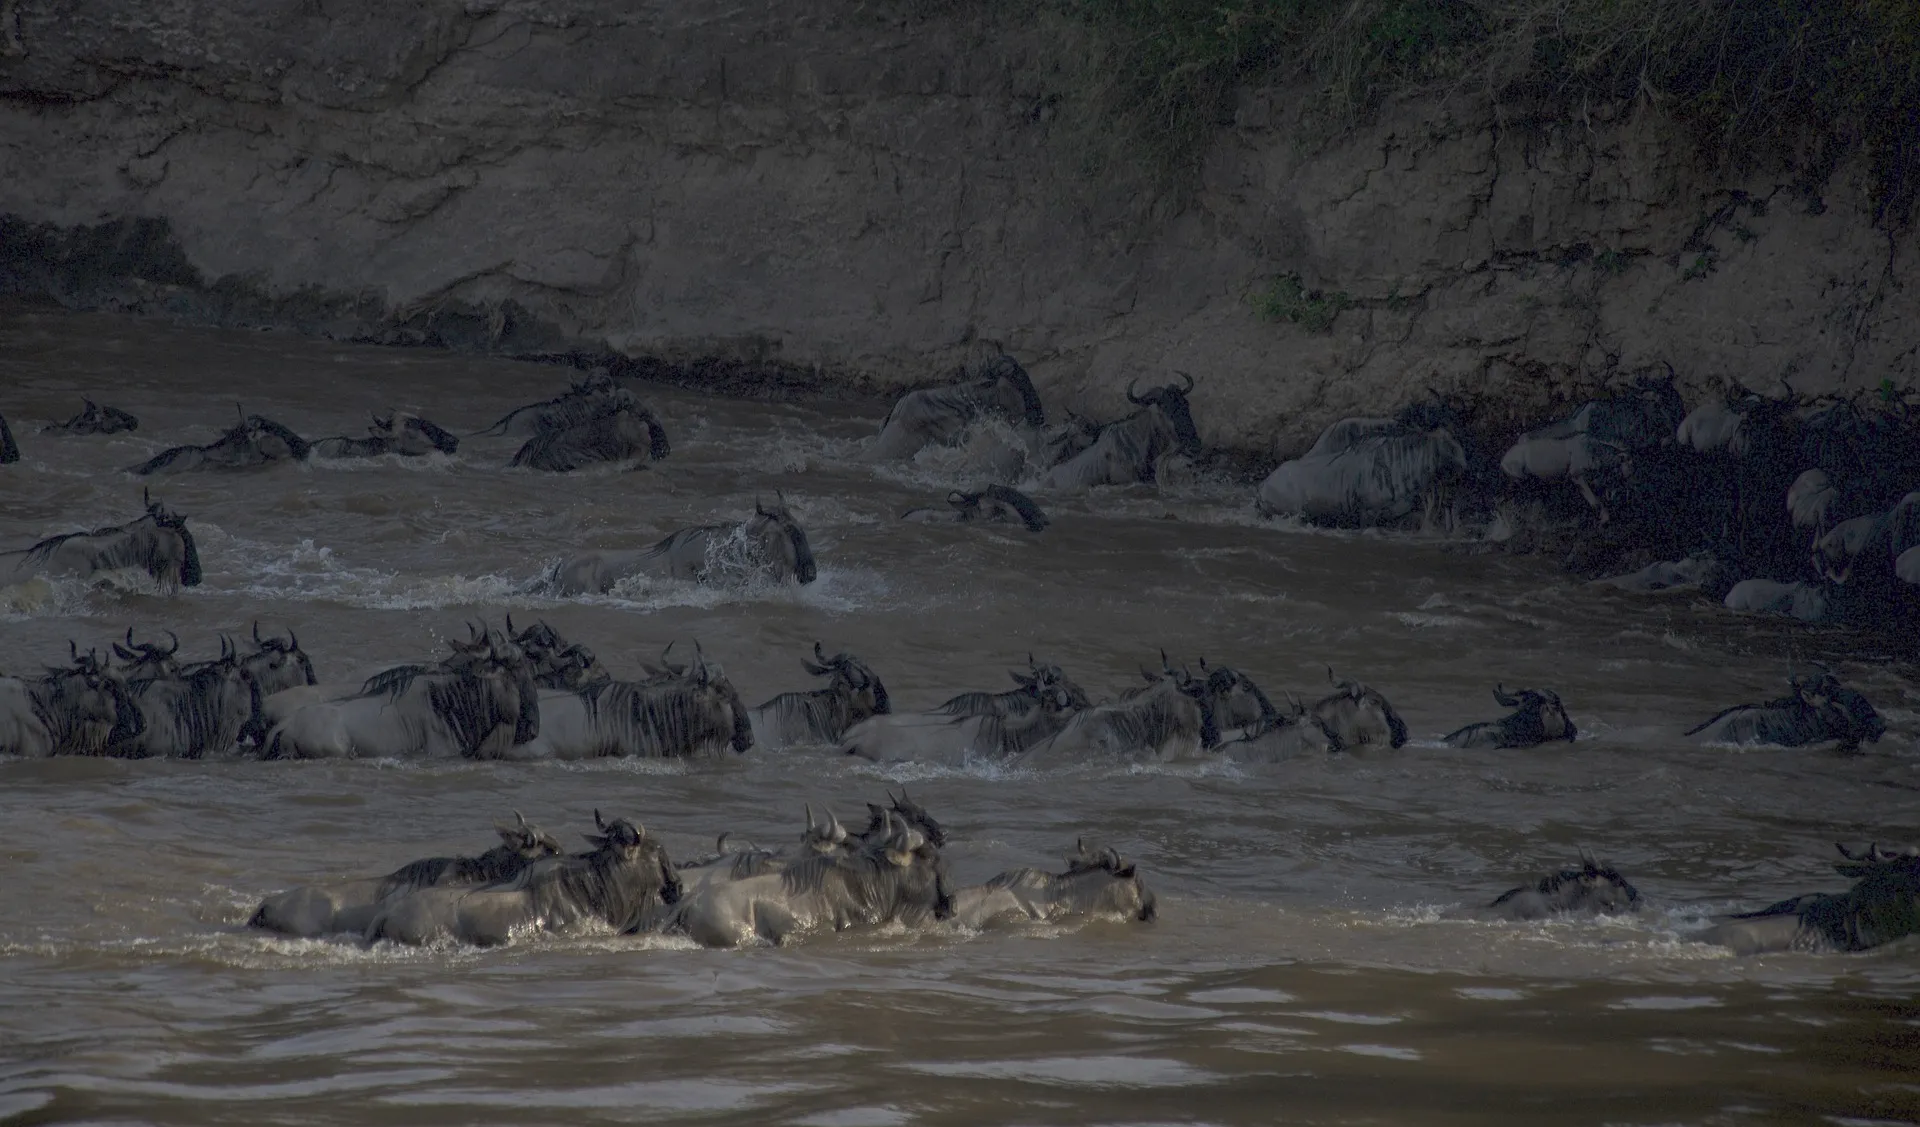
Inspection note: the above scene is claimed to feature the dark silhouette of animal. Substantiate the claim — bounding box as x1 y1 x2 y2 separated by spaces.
950 840 1157 928
0 412 17 463
42 398 138 436
902 486 1049 531
131 411 310 474
542 496 817 594
1686 671 1884 750
1702 843 1920 954
509 398 669 472
1484 857 1643 920
475 369 624 438
0 490 202 591
1039 375 1201 489
0 644 135 757
310 411 459 458
867 354 1045 462
748 643 891 750
1443 686 1577 749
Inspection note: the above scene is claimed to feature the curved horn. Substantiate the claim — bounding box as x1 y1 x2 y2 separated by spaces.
1174 370 1194 394
112 643 136 661
1327 665 1337 685
814 641 827 662
506 612 517 637
69 639 80 662
286 627 299 652
595 809 610 832
515 810 530 830
164 630 179 656
252 620 262 646
826 809 847 842
1492 684 1520 707
1126 377 1146 405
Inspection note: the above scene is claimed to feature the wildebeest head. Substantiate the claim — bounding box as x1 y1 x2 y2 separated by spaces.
691 645 754 753
47 643 137 752
547 643 610 690
371 411 460 456
971 354 1045 428
1491 684 1577 743
141 488 202 588
112 627 181 679
1126 372 1202 458
1314 668 1409 750
863 787 947 848
1065 838 1158 922
1011 655 1092 713
1793 671 1885 748
229 412 312 461
803 641 891 718
874 810 953 921
1489 855 1642 917
801 804 854 855
946 485 1050 532
245 621 317 693
751 494 818 585
590 809 682 906
495 809 566 859
1195 658 1279 732
1833 842 1920 879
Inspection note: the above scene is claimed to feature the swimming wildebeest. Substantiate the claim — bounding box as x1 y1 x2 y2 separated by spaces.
866 354 1045 462
1481 856 1643 921
1288 669 1410 752
0 412 17 463
1721 578 1831 622
367 811 683 947
248 812 565 938
1013 671 1237 767
42 398 139 436
840 658 1089 765
105 636 263 759
541 495 817 595
0 644 135 757
1685 670 1885 751
1443 686 1577 749
1038 375 1202 490
901 486 1050 532
111 628 183 680
310 411 459 458
748 642 891 750
509 398 669 472
511 645 753 760
662 810 952 947
1260 414 1467 527
264 638 540 759
474 369 624 438
1701 842 1920 954
949 840 1157 929
130 411 311 474
0 490 202 592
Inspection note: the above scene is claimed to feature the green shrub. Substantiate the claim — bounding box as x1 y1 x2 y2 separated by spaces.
1250 273 1354 331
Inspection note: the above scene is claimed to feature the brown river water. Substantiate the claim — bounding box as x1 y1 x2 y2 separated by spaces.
2 304 1918 1125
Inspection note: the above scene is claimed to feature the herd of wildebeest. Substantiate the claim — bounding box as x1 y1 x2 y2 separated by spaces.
0 359 1915 956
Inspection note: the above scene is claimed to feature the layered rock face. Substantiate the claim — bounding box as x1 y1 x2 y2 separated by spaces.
1 0 1913 453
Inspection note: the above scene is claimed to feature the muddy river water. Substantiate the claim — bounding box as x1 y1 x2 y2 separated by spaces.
1 304 1917 1125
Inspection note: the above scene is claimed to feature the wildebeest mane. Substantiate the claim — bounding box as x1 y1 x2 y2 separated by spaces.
425 672 509 755
359 664 434 699
520 838 677 932
757 689 854 743
378 842 544 899
579 679 732 756
124 662 257 758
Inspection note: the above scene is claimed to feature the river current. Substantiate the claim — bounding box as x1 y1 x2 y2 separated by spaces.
1 304 1917 1125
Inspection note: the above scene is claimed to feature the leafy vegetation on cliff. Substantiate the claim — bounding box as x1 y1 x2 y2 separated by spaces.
920 0 1920 224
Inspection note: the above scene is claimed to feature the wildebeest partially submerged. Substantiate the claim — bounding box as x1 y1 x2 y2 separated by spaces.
42 398 139 436
0 490 202 591
662 809 951 947
131 411 310 474
1443 686 1577 749
249 812 565 938
512 645 753 760
949 840 1157 929
1685 671 1884 751
367 811 683 947
1311 669 1409 751
901 485 1050 531
0 644 135 757
509 397 669 472
310 411 459 458
1038 375 1202 490
748 642 890 750
1013 668 1247 767
1259 408 1468 527
541 495 817 595
840 657 1089 765
867 354 1045 462
1701 843 1920 954
1482 857 1643 921
475 369 624 438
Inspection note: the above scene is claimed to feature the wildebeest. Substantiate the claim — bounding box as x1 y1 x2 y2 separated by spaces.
502 616 608 690
1722 578 1831 622
1013 675 1227 767
111 628 183 680
42 398 138 436
0 490 202 591
1258 414 1467 527
474 369 624 438
867 354 1045 462
902 485 1050 531
367 811 682 946
949 840 1156 928
1443 686 1576 749
105 636 262 759
0 644 134 757
310 411 459 458
131 411 310 474
509 398 669 472
248 812 565 938
1310 669 1409 750
1039 375 1202 490
1482 857 1643 920
1591 556 1726 594
0 412 16 463
748 642 890 750
541 496 817 595
1701 842 1920 954
841 659 1088 765
1685 671 1885 751
264 640 540 759
663 810 951 947
511 647 753 760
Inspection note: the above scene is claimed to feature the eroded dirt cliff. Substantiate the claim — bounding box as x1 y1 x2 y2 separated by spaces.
2 0 1914 453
